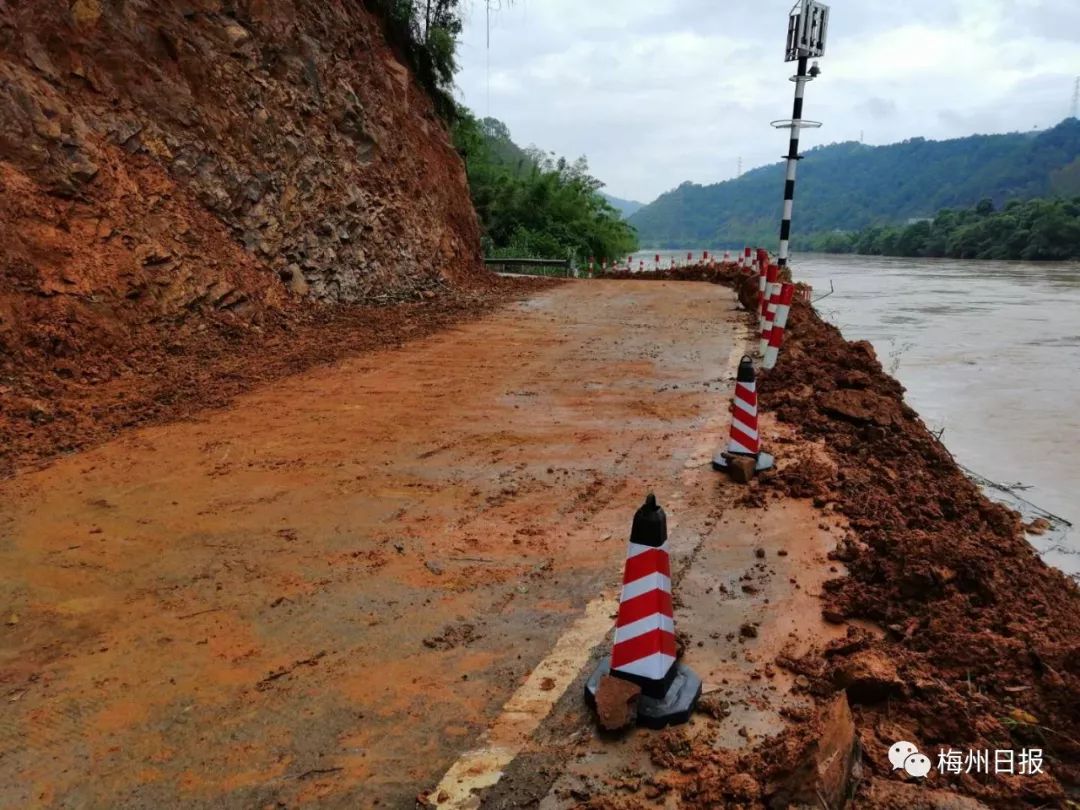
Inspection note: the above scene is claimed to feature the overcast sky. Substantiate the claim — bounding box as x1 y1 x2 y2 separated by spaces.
453 0 1080 203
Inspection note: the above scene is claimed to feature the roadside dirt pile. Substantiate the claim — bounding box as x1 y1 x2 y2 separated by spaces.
599 263 745 285
0 1 490 475
758 300 1080 805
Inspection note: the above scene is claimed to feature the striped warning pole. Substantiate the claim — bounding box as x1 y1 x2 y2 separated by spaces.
584 495 701 728
760 272 782 354
654 254 661 272
763 283 795 370
757 262 768 329
712 357 775 473
760 263 778 335
639 260 644 273
723 250 731 265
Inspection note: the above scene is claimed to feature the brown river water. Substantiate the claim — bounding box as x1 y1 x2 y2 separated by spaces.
632 250 1080 579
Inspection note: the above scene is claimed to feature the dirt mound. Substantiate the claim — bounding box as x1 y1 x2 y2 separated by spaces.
599 263 749 285
758 301 1080 805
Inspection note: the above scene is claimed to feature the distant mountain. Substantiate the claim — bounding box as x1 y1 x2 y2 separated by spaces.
628 118 1080 248
602 193 646 219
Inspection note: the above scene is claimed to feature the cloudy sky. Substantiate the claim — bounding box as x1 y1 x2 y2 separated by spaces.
453 0 1080 203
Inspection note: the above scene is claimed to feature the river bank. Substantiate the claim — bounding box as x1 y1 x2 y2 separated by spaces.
583 262 1080 807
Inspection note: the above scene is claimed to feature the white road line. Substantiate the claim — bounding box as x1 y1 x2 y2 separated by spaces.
428 595 617 809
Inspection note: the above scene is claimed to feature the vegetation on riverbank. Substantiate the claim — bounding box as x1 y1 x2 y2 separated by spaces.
452 111 639 263
810 196 1080 260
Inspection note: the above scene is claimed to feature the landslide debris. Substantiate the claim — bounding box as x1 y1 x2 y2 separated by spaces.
0 0 510 476
758 298 1080 806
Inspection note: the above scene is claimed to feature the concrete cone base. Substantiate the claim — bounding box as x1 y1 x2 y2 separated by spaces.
584 656 702 730
711 451 775 473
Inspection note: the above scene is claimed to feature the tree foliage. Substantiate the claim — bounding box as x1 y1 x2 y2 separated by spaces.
367 0 463 118
629 119 1080 250
809 196 1080 260
453 110 639 262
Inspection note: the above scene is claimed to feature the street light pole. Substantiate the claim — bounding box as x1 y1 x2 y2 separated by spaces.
778 56 810 271
773 1 829 272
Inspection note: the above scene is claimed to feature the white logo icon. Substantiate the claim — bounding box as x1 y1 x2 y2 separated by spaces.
889 741 931 778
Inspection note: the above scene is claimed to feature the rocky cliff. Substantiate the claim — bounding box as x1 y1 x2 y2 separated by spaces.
0 0 495 474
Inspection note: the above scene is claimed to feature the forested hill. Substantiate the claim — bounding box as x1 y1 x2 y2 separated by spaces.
629 118 1080 248
601 193 645 219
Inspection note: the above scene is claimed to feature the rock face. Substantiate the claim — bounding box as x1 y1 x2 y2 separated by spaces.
0 0 482 310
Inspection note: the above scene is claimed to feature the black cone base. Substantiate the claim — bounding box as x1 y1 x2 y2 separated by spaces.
584 656 702 730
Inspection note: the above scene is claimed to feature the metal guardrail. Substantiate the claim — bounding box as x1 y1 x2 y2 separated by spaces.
484 258 573 278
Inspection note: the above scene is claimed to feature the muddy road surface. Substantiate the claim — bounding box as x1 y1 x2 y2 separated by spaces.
0 280 838 808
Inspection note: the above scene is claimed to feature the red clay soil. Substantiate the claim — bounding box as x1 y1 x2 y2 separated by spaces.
757 299 1080 806
0 269 553 478
583 266 1080 808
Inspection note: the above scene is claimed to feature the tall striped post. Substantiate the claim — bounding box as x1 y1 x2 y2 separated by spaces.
778 58 810 271
763 283 795 370
584 495 702 728
760 272 782 354
760 263 778 335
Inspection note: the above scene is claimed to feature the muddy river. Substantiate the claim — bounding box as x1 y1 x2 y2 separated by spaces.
633 250 1080 579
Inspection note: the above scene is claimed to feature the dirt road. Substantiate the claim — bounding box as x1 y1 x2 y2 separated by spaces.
1 280 841 808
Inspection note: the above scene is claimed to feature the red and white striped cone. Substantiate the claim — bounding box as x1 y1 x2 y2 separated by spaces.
639 260 644 273
759 263 778 336
763 283 795 370
713 357 775 473
703 250 709 265
743 247 752 270
585 494 702 728
654 254 661 271
760 274 781 354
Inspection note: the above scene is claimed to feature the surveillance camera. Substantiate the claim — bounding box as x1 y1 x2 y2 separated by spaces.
809 60 822 77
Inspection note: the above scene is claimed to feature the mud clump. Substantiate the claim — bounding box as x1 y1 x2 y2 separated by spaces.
594 675 642 732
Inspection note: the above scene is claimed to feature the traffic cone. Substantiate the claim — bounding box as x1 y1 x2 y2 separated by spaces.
763 283 795 370
713 357 775 473
585 494 702 729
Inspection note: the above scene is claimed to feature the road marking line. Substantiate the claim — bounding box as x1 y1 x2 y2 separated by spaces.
428 595 617 809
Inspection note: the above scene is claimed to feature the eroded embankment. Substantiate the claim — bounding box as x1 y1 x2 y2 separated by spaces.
589 265 1080 808
0 0 510 477
759 299 1080 806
